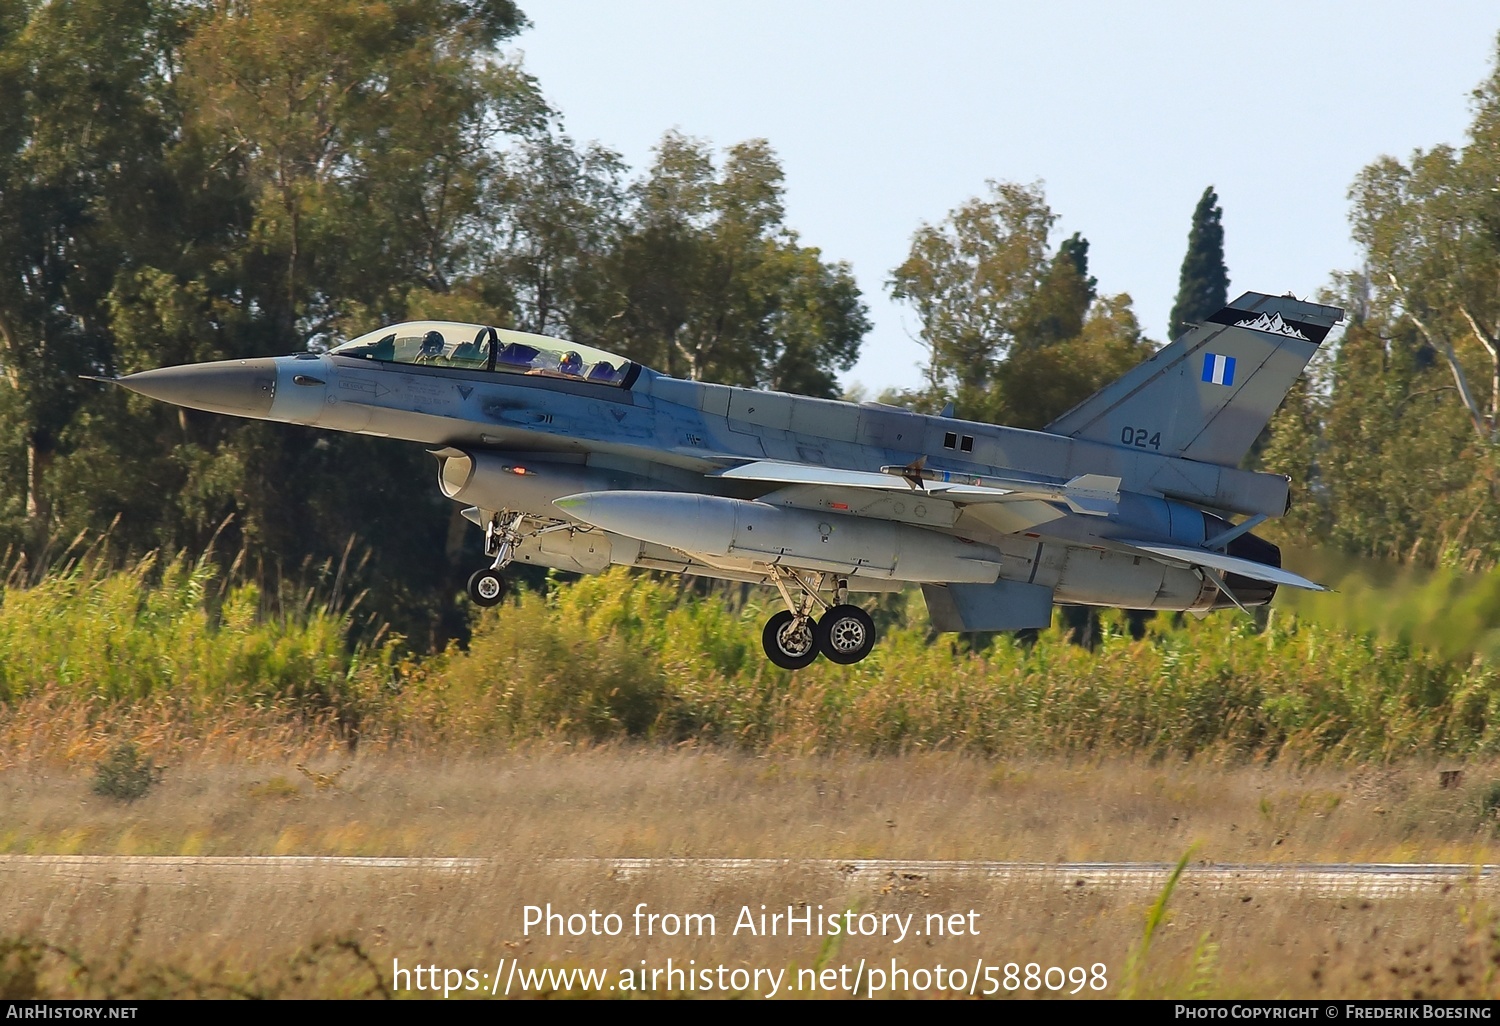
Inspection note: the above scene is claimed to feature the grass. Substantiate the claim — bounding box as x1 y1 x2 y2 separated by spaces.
7 550 1500 996
5 749 1500 998
7 748 1500 863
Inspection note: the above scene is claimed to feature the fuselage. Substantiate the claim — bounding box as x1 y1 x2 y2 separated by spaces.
117 318 1295 613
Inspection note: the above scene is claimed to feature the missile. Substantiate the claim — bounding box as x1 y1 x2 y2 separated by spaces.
878 462 1121 516
554 491 1004 584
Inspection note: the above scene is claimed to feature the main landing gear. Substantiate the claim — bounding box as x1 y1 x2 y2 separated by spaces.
760 567 876 670
466 511 526 607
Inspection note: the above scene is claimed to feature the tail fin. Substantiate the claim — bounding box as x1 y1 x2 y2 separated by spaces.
1046 292 1343 467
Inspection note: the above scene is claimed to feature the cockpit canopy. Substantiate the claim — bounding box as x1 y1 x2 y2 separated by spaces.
329 321 638 387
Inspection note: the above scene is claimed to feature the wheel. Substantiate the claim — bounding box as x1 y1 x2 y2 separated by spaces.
762 610 819 670
816 604 876 664
467 568 507 607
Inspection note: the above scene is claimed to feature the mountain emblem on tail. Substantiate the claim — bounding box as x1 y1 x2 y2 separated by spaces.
1234 312 1310 341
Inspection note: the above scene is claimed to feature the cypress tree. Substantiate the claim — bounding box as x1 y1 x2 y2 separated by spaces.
1169 186 1229 340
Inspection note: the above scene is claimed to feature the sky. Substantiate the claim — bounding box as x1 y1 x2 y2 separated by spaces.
513 1 1500 393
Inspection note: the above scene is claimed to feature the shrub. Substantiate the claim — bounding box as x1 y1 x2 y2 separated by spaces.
90 742 162 802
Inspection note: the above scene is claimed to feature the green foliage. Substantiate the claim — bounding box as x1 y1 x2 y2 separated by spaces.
888 180 1153 426
90 741 162 803
0 549 393 734
1168 186 1229 341
1256 34 1500 569
579 132 870 397
381 569 1500 760
1123 849 1193 998
0 0 181 541
989 293 1152 429
9 558 1500 763
888 179 1056 404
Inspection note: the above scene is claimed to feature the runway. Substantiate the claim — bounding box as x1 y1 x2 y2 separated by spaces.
2 855 1495 897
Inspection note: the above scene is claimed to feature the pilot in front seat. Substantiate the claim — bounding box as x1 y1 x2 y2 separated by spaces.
417 330 445 362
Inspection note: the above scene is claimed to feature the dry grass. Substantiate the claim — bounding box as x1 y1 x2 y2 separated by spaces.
5 747 1500 863
6 749 1500 998
8 856 1499 999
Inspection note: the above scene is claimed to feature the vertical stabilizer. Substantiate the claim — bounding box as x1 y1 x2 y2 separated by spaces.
1046 292 1343 467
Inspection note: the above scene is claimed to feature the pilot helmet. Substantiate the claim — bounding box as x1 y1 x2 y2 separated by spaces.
420 330 445 355
559 351 583 375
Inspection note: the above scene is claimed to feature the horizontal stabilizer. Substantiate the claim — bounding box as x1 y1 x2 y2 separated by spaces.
1115 540 1327 591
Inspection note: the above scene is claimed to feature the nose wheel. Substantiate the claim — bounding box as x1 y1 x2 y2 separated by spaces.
467 568 507 607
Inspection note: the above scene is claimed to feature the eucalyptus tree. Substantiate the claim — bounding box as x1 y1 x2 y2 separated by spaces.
888 179 1055 405
1349 36 1500 448
177 0 542 344
888 181 1150 422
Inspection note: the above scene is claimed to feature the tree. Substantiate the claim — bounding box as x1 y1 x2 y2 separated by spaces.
1349 104 1500 446
581 133 868 397
18 0 547 648
0 0 183 549
177 0 541 344
993 293 1152 430
1011 231 1097 352
485 133 626 338
888 182 1152 423
1291 32 1500 568
1168 186 1229 341
888 180 1054 405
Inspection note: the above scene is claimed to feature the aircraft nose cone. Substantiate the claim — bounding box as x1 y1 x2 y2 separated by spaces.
116 358 278 417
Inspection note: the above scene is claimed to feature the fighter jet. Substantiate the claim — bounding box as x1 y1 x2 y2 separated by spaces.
102 291 1340 668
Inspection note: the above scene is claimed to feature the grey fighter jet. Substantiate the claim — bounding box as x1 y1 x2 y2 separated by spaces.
104 291 1340 668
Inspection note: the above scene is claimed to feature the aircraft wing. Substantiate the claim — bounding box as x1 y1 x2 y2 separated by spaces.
716 461 1119 516
1112 539 1328 591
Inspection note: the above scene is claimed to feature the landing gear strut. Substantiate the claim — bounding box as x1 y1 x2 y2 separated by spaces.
759 569 876 669
466 511 526 607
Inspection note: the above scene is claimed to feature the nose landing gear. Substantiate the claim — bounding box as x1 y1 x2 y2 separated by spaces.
467 568 507 606
466 511 527 607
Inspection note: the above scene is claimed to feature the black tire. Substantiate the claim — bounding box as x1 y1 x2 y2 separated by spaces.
816 604 876 664
762 610 819 670
467 568 507 607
